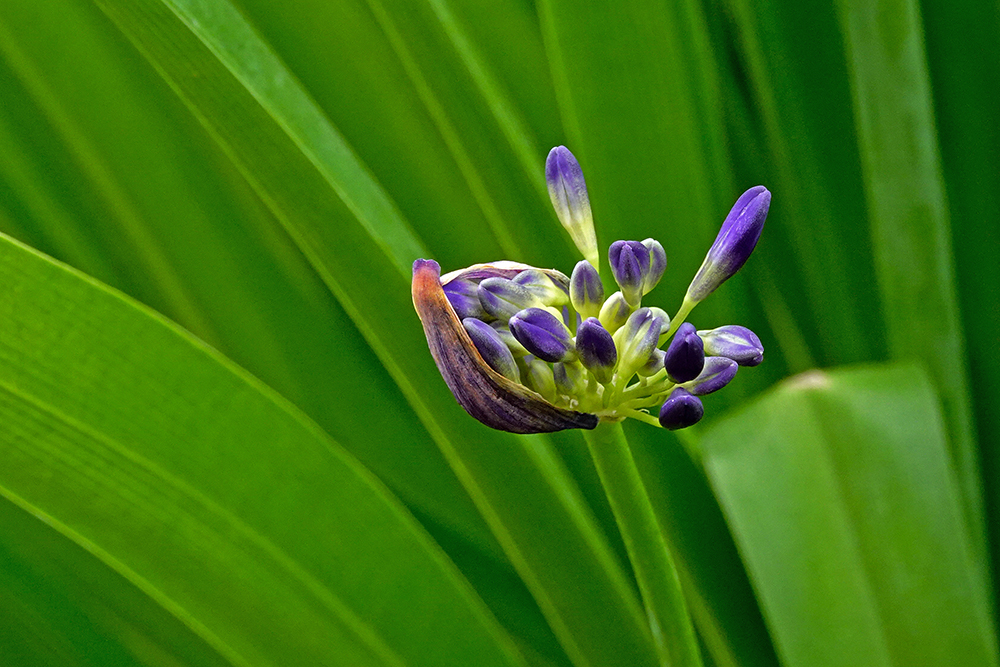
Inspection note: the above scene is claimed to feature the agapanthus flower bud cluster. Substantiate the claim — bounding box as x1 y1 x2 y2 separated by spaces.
412 146 769 433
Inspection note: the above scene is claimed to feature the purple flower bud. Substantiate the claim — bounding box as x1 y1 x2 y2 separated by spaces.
444 278 490 321
698 325 764 366
664 323 705 383
598 291 633 334
641 238 667 295
576 317 618 384
658 388 704 430
570 260 605 321
478 277 540 320
687 186 771 302
463 318 520 382
615 308 665 380
510 308 576 363
685 356 738 396
546 146 599 269
609 240 651 307
514 269 569 306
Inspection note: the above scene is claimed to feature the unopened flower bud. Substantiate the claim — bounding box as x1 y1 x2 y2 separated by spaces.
522 356 557 402
463 318 520 382
598 291 633 334
490 321 529 356
546 146 599 269
444 278 490 321
658 387 704 430
685 356 738 396
664 323 705 383
686 186 770 302
614 308 665 380
609 240 650 307
510 308 576 363
478 277 540 320
570 260 605 320
514 269 569 306
641 238 667 294
638 348 666 377
698 325 763 366
554 361 588 398
576 317 618 384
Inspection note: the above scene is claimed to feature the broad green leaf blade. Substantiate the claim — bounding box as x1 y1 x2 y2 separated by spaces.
701 364 998 667
0 233 527 667
0 0 498 566
835 0 984 560
90 1 662 664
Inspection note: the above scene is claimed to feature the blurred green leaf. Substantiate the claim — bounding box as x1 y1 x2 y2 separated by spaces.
701 363 998 667
0 233 527 666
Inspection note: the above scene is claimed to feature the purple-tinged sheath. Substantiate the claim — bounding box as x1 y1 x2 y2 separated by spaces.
570 260 605 321
687 186 771 302
658 387 704 430
576 317 618 384
698 325 763 366
509 307 575 363
685 356 738 396
609 240 651 307
412 259 596 433
664 322 705 383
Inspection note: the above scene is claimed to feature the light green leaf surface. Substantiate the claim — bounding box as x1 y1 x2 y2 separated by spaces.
0 232 526 666
701 364 998 667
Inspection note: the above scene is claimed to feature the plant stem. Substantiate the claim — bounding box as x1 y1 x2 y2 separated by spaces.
583 421 703 667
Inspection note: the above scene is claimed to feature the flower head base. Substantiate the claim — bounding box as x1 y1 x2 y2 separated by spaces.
412 150 770 433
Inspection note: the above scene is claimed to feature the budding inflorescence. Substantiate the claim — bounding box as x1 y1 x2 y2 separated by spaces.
412 146 770 433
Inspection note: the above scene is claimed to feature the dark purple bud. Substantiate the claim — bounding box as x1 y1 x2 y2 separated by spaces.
698 325 764 366
444 278 490 321
609 240 651 307
576 317 618 384
685 356 738 396
687 186 771 302
570 260 605 320
513 269 569 306
412 259 596 433
658 388 704 430
641 238 667 294
664 323 705 383
463 318 520 382
478 277 540 320
510 308 575 363
546 146 600 269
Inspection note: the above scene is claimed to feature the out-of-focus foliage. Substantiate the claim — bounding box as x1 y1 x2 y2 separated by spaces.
0 0 997 665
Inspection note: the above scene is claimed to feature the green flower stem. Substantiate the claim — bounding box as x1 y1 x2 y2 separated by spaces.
583 421 703 667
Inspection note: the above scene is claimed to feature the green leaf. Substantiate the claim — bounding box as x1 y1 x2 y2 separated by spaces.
834 0 984 558
0 232 526 666
700 363 998 667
